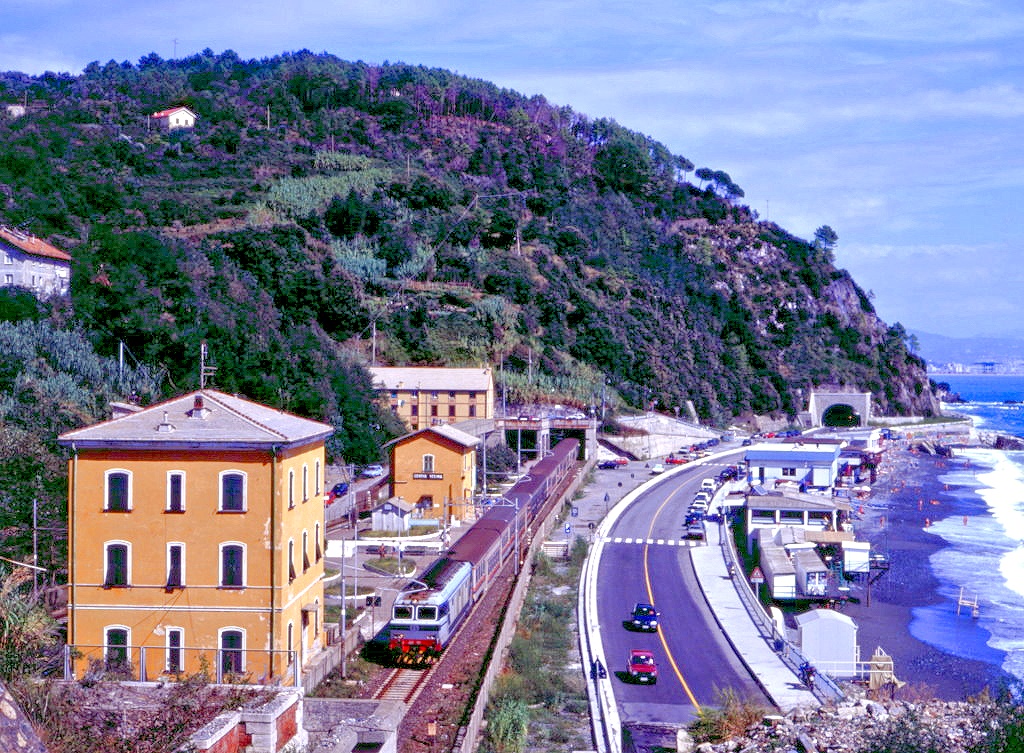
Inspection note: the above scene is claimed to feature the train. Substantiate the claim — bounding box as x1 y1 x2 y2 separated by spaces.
385 438 580 663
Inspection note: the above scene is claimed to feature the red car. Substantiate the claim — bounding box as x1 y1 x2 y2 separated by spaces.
665 455 687 465
627 649 658 684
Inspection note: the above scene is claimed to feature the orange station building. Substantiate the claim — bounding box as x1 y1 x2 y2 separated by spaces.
386 424 480 524
58 390 333 684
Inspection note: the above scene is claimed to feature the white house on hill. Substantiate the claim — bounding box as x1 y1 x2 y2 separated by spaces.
150 106 197 130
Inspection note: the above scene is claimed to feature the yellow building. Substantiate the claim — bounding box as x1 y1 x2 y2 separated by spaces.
387 424 480 524
57 390 333 685
369 366 495 430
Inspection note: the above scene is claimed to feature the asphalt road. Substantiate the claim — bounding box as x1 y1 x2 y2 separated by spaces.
596 458 769 727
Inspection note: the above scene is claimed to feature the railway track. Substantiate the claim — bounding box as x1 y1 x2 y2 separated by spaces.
373 667 433 705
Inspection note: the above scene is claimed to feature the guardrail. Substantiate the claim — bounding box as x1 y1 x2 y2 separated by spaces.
716 505 844 702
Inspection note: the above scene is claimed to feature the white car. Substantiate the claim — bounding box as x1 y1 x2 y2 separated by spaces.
361 464 386 478
650 464 665 474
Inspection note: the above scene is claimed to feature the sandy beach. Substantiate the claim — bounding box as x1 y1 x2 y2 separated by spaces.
841 445 1016 700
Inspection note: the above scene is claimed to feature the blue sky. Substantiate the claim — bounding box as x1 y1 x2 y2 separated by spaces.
4 1 1024 339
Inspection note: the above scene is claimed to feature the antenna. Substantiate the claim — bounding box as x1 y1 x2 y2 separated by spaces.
200 342 217 389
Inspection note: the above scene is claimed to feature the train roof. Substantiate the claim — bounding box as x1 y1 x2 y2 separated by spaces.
504 438 579 498
418 556 471 591
447 525 504 564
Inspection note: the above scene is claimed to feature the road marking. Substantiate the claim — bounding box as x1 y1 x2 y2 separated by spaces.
606 537 696 547
642 486 702 711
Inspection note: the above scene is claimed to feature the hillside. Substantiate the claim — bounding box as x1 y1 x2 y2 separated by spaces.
0 50 936 436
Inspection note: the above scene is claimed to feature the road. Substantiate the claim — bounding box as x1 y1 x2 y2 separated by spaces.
596 455 770 728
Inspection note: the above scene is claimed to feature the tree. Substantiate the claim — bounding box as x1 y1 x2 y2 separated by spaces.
0 567 60 681
813 225 838 263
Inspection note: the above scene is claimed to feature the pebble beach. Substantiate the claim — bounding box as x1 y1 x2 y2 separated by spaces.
843 443 1016 700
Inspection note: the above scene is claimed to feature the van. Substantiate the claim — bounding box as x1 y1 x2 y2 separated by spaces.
700 478 716 492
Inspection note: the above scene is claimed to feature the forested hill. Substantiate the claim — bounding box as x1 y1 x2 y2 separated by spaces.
0 49 936 439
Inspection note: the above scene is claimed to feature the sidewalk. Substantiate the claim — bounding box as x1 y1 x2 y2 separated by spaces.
695 521 819 711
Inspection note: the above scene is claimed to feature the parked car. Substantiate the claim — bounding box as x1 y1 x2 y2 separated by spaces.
664 455 686 465
626 649 658 684
650 464 665 474
700 478 716 492
361 464 386 478
685 520 706 540
597 459 620 470
326 482 349 505
628 603 660 632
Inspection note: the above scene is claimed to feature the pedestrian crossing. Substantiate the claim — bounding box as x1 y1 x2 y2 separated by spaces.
602 536 705 547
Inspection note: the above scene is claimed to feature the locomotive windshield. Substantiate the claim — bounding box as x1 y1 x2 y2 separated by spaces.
417 606 438 621
393 605 413 620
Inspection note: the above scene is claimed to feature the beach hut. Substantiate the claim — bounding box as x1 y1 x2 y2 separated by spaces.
756 533 797 599
789 544 829 597
795 608 859 678
843 540 871 575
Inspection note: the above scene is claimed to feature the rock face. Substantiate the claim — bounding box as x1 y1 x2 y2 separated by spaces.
0 681 48 753
684 694 1000 753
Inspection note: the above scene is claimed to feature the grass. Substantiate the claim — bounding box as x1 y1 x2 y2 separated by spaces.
483 533 592 753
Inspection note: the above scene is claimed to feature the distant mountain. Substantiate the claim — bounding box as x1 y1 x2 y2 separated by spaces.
911 330 1024 369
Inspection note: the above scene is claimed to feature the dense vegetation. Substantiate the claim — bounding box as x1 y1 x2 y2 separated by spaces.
0 49 935 575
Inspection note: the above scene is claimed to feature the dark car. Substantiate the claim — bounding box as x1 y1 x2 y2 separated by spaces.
597 459 620 469
326 481 349 505
629 602 659 632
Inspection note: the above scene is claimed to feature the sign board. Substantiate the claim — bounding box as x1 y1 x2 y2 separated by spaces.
564 524 571 535
749 566 765 584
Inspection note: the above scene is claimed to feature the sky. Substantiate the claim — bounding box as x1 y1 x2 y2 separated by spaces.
4 1 1024 340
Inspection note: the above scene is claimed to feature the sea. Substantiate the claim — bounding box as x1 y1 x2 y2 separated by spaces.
912 374 1024 684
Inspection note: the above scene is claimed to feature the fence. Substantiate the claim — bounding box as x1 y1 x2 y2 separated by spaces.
717 518 844 701
64 644 300 687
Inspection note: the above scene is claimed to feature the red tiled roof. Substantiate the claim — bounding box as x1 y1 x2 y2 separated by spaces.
0 226 71 262
151 106 196 119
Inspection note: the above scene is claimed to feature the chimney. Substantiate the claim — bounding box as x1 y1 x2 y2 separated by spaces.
189 394 210 419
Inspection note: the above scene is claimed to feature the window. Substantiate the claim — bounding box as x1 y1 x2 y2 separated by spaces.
166 543 184 589
166 628 183 673
411 404 418 416
167 471 185 512
431 391 438 400
288 539 296 583
104 543 129 587
422 455 435 473
315 460 322 495
220 544 245 587
302 464 309 502
448 391 455 399
448 405 456 417
418 606 437 620
431 405 438 417
782 467 797 477
105 626 130 671
220 472 245 512
288 470 295 509
219 629 244 675
105 470 130 511
315 522 322 562
468 391 476 399
393 605 413 620
469 405 476 417
302 531 310 572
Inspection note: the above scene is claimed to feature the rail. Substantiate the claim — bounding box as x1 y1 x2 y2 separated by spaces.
717 512 844 702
